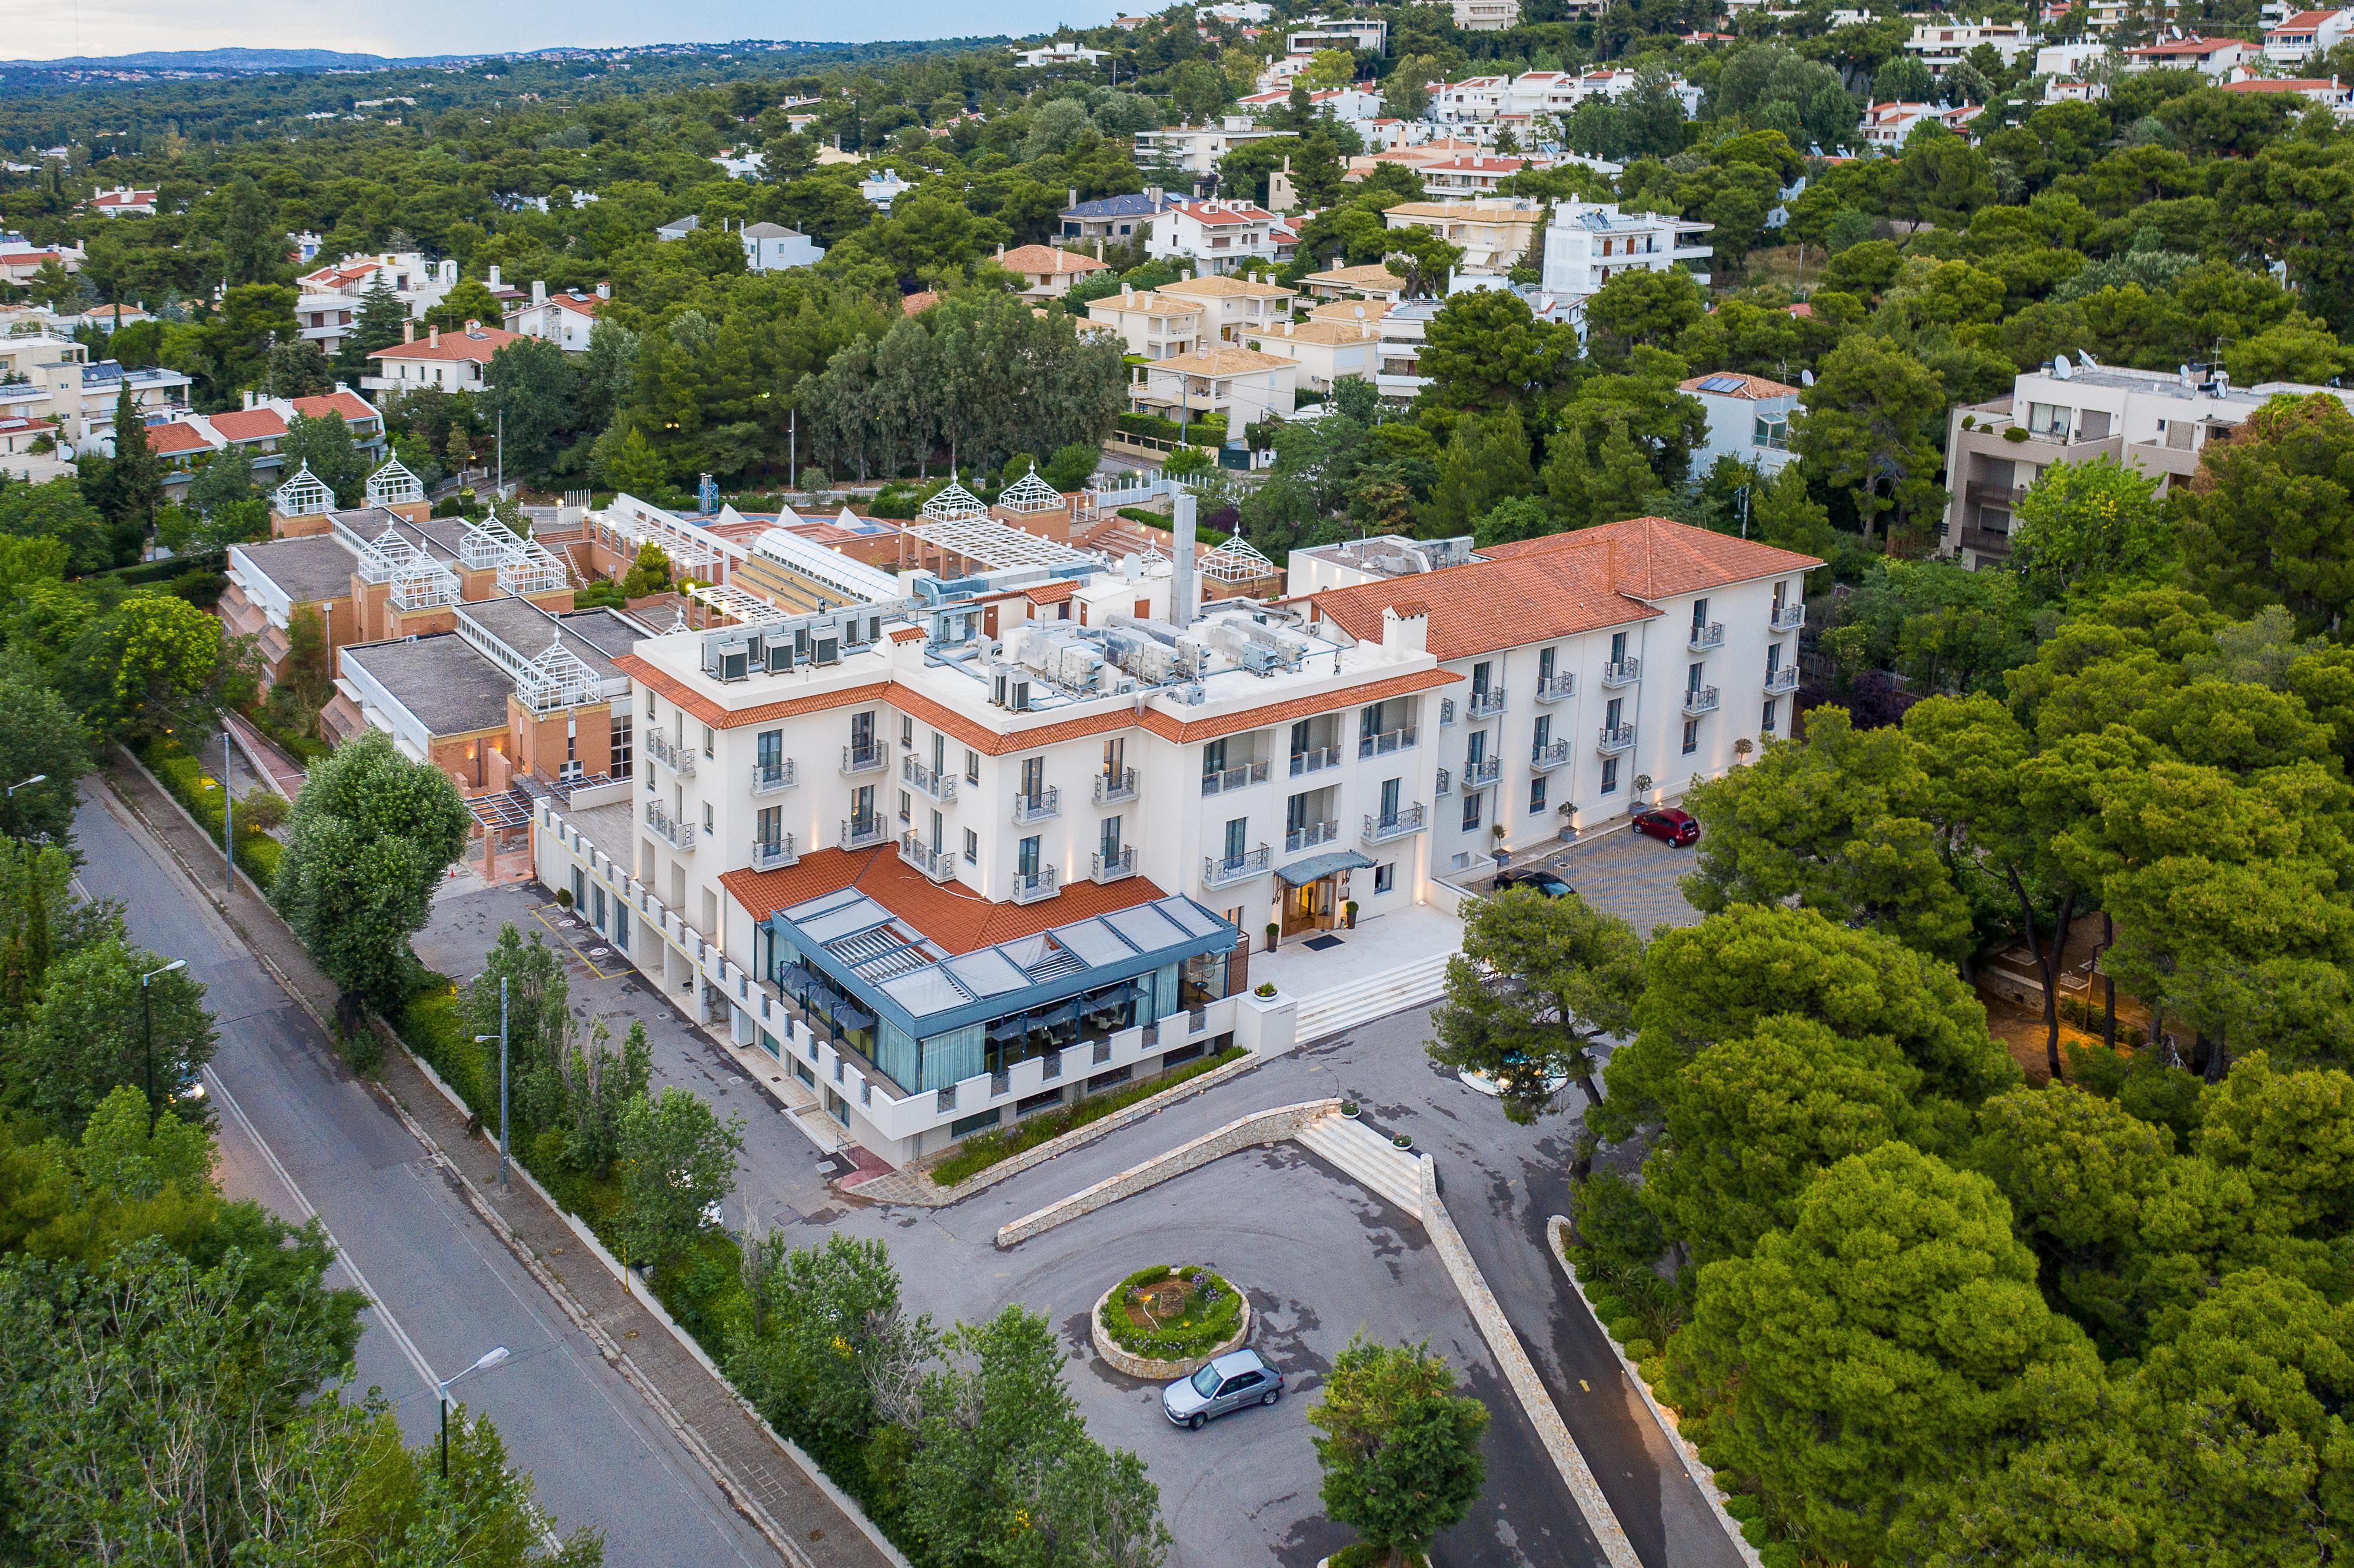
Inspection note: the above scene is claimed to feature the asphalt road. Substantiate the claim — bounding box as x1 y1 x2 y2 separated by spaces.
74 782 781 1567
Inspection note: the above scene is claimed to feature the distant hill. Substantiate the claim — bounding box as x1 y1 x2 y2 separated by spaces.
0 47 467 73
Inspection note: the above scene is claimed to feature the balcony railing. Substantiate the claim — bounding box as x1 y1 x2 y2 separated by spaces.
1960 525 2013 558
1285 819 1339 854
1597 724 1637 755
645 801 695 852
1683 685 1721 717
645 730 696 777
1688 621 1725 651
841 814 887 851
1362 804 1427 844
1201 759 1272 796
1202 845 1272 887
1534 673 1576 703
902 755 958 804
1530 739 1571 771
1358 725 1418 759
1770 602 1806 633
1439 697 1457 726
1012 787 1060 825
1093 767 1138 805
1288 744 1342 778
750 758 796 795
751 835 797 871
1009 866 1060 905
840 742 887 776
1765 665 1799 695
898 832 957 882
1468 688 1507 720
1091 846 1138 883
1602 659 1641 688
1435 767 1452 795
1462 755 1501 789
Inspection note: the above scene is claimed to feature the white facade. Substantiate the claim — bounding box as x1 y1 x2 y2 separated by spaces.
1287 16 1388 52
740 221 826 272
504 283 610 352
2265 7 2354 61
2122 36 2252 75
1372 300 1439 402
1904 19 2036 73
2035 39 2110 75
1681 373 1801 478
1452 0 1520 29
1538 201 1714 302
1148 199 1283 274
1134 124 1283 178
859 168 914 208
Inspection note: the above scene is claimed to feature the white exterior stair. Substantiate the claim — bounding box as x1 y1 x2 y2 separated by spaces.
1291 952 1452 1041
1295 1112 1427 1218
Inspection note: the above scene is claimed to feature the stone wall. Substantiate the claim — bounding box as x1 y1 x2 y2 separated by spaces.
994 1098 1340 1247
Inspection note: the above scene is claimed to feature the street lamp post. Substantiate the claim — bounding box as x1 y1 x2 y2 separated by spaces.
4 773 45 838
140 958 188 1131
436 1344 511 1480
222 731 234 894
471 975 509 1188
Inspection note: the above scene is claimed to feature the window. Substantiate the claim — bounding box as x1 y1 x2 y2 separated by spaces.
898 789 912 823
1609 630 1627 663
1461 791 1483 831
1763 698 1778 734
967 748 982 784
1537 645 1555 682
1223 817 1248 863
757 805 781 845
964 828 979 863
1682 719 1699 755
703 801 714 831
610 714 633 780
1604 696 1624 730
757 728 782 769
1753 412 1790 451
1374 863 1395 894
1601 758 1620 794
1202 739 1227 778
702 724 714 758
2026 401 2070 437
1529 775 1548 814
900 715 913 748
1018 835 1040 876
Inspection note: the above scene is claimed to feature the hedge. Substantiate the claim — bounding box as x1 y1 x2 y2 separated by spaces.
140 735 284 890
925 1044 1246 1187
1098 1264 1244 1361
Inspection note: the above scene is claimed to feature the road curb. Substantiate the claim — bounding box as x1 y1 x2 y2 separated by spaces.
1545 1216 1765 1568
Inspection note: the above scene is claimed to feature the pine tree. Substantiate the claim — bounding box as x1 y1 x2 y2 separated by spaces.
104 385 163 552
338 276 408 380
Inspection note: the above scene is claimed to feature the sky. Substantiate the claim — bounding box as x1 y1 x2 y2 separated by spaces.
9 0 1119 62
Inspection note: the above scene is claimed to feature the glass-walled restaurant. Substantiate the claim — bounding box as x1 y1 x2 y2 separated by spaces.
762 885 1241 1098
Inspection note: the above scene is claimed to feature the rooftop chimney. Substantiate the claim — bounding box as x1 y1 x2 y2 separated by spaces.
531 279 546 305
429 325 440 348
404 319 415 344
596 281 610 299
1172 490 1198 628
488 264 503 289
1069 186 1079 208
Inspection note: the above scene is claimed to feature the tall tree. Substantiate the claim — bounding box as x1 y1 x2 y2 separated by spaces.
1309 1336 1489 1567
1792 334 1949 549
0 933 215 1138
336 276 408 381
99 385 162 551
484 337 582 480
2173 392 2354 640
615 1087 742 1272
0 678 87 846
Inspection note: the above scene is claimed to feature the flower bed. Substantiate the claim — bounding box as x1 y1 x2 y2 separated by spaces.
1097 1264 1245 1366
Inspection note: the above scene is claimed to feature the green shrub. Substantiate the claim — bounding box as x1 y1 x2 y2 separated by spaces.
1622 1337 1657 1363
139 736 286 894
925 1045 1245 1187
1328 1546 1429 1568
1098 1264 1244 1361
1721 1493 1763 1523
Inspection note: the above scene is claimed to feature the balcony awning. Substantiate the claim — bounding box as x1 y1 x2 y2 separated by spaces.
1276 848 1373 887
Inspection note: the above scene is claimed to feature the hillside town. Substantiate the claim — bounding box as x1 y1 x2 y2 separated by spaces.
5 2 2354 1566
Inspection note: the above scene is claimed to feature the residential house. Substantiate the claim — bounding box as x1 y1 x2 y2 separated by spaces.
138 388 387 500
860 168 915 209
1085 287 1206 359
657 215 702 240
1381 198 1545 272
1011 41 1110 66
1244 317 1382 393
1298 263 1409 303
1452 0 1520 29
1858 99 1984 147
2123 35 2252 75
1059 188 1179 242
1146 198 1283 275
363 321 523 394
1679 372 1801 478
85 186 158 217
0 414 57 459
1904 19 2036 73
1134 347 1298 428
1133 124 1284 179
1538 201 1714 307
1939 358 2354 568
992 243 1110 300
0 337 192 444
1158 272 1298 344
0 234 84 285
2035 39 2110 75
1233 85 1387 123
504 282 611 351
2265 8 2354 61
740 221 827 272
1286 16 1389 52
2220 72 2354 112
295 251 459 355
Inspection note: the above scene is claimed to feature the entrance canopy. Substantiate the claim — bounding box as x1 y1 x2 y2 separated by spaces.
1275 849 1373 887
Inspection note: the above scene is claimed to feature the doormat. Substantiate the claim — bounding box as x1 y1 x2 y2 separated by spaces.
1304 934 1344 951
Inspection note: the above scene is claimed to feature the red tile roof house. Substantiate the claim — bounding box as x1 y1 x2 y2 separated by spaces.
361 320 523 394
138 388 387 499
0 413 58 458
989 242 1111 301
85 187 159 217
503 281 611 352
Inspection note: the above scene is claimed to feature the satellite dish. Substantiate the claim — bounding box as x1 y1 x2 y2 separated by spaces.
1800 368 1814 387
1353 304 1366 318
2079 350 2099 367
2054 353 2073 379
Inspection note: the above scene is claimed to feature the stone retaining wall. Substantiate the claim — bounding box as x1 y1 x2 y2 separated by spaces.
1088 1276 1254 1381
994 1098 1340 1248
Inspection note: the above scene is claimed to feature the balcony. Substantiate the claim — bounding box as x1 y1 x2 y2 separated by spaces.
1688 622 1725 652
840 742 887 776
1530 739 1571 772
1009 866 1061 905
1765 665 1799 695
1358 725 1418 760
1534 673 1576 703
1012 787 1060 825
1467 688 1507 720
1770 603 1806 634
1462 755 1501 789
841 814 887 851
1201 759 1272 796
1435 767 1451 795
1202 845 1272 888
1960 525 2013 559
1362 804 1427 845
1439 697 1457 726
1597 724 1635 755
750 758 796 796
1091 846 1138 883
645 730 696 778
645 801 695 852
1285 819 1339 854
902 755 958 804
898 832 958 882
751 835 798 871
1963 479 2026 515
1288 744 1342 778
1093 767 1138 805
1682 685 1721 717
1602 659 1641 688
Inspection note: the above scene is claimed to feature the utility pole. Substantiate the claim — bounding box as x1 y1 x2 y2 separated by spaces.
222 730 234 893
473 973 510 1187
496 408 504 500
789 405 797 492
140 958 188 1131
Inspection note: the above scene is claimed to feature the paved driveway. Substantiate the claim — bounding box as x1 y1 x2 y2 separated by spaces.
1497 827 1703 937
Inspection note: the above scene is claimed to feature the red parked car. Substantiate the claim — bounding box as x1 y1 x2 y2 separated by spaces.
1632 807 1701 846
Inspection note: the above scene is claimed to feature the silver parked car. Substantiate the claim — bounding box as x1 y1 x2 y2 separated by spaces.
1162 1348 1282 1430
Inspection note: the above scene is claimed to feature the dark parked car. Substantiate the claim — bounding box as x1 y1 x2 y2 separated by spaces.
1494 869 1575 898
1631 807 1701 846
1163 1349 1284 1429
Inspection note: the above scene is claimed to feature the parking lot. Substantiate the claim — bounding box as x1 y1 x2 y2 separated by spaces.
1476 824 1704 937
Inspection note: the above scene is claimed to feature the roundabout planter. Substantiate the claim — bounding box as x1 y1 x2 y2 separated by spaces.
1090 1266 1253 1381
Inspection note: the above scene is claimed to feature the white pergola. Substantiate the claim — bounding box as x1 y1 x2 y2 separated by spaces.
919 477 991 524
996 467 1065 515
364 457 423 510
1199 532 1278 585
273 463 333 519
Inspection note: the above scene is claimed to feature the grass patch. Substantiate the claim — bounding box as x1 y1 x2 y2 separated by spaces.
925 1044 1247 1187
139 735 285 890
1098 1264 1243 1361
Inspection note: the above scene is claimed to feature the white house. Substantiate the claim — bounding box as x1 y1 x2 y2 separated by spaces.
1288 15 1388 52
85 186 158 217
1680 372 1801 478
1147 198 1283 275
504 282 611 352
1858 99 1983 147
2035 39 2111 75
2123 35 2252 75
860 168 915 209
657 215 701 241
1451 0 1520 29
294 252 458 355
1373 299 1439 402
1904 19 2036 73
2265 8 2354 61
1538 201 1714 305
1135 347 1298 427
1012 42 1110 66
362 321 523 394
1133 123 1284 178
1244 317 1382 393
740 221 827 272
1158 272 1298 342
2220 72 2354 113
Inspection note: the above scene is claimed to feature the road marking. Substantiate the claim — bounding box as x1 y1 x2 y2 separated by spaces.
203 1061 442 1404
1580 1379 1591 1392
532 902 626 979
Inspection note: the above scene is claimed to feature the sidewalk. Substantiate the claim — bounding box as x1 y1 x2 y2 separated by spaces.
104 750 896 1568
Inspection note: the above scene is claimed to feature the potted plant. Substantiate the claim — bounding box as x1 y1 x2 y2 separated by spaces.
1733 737 1754 764
1341 1100 1361 1118
1392 1133 1414 1151
1265 920 1280 953
1254 980 1277 998
1342 899 1358 929
1632 773 1653 805
554 887 574 910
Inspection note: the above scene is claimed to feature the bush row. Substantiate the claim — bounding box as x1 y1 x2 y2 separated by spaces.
139 735 284 888
925 1044 1247 1187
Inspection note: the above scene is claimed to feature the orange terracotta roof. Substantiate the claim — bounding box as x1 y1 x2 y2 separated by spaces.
207 408 291 442
1312 554 1658 661
1679 371 1800 400
370 325 523 363
290 390 378 423
1021 580 1080 605
1471 516 1821 600
143 422 215 456
721 845 1170 954
998 244 1109 276
887 626 927 644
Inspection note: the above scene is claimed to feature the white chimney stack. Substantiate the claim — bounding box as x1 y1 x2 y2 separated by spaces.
1172 490 1198 628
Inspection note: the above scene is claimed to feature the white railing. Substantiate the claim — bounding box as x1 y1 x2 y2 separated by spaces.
1688 622 1725 651
899 832 957 881
1202 845 1271 887
1468 689 1506 720
646 801 695 851
1462 756 1501 788
841 815 887 850
1597 724 1635 755
1009 867 1061 904
1534 674 1576 703
1771 602 1806 632
1094 768 1138 805
1012 788 1060 824
1289 744 1342 777
1285 820 1339 853
1765 665 1799 694
842 742 887 775
1362 804 1427 844
1091 846 1138 882
1201 760 1272 796
1602 659 1641 687
751 835 797 870
750 758 796 795
646 730 696 777
1358 725 1418 759
1683 685 1720 716
1531 740 1571 771
902 755 958 803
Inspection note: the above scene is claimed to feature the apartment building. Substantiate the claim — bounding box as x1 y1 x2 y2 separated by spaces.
1286 15 1389 52
1680 372 1801 478
2266 8 2354 61
1939 358 2354 568
1904 19 2036 73
1859 101 1983 148
1538 201 1715 305
1372 299 1439 402
0 338 192 443
1299 262 1409 303
1059 189 1179 242
1452 0 1521 31
295 251 458 355
1158 272 1298 342
1146 198 1285 274
1382 198 1544 272
1133 347 1298 427
1133 124 1283 179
